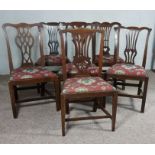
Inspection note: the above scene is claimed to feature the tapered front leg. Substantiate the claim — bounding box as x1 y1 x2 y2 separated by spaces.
112 92 118 131
141 77 148 113
8 81 17 118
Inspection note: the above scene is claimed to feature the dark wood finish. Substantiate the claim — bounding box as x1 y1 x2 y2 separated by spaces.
3 23 60 118
107 26 151 113
59 28 118 136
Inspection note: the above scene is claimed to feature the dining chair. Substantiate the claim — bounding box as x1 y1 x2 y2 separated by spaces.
3 23 60 118
91 21 125 90
59 28 118 136
107 26 151 112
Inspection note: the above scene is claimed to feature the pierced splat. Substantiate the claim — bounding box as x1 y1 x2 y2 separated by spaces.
100 23 121 56
47 26 59 55
100 26 112 55
72 31 94 74
91 22 121 59
15 27 34 66
124 30 140 64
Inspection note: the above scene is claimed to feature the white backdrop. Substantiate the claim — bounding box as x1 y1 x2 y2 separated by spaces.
0 10 155 74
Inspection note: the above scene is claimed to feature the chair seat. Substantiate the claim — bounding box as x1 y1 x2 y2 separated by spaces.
95 54 124 66
59 63 99 76
62 76 115 94
107 63 147 77
10 66 57 81
37 54 70 66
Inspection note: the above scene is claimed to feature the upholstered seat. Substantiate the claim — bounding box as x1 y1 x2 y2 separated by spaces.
62 77 115 94
95 54 124 66
107 63 146 77
10 66 57 81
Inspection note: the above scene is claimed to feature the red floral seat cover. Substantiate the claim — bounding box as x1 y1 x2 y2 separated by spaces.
62 77 115 94
37 55 70 66
107 63 146 77
59 63 99 76
95 54 124 66
10 66 57 81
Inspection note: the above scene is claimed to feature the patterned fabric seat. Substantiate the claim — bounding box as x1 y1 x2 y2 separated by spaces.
37 55 70 66
107 63 146 77
59 63 99 76
10 66 57 81
62 76 115 94
95 54 124 66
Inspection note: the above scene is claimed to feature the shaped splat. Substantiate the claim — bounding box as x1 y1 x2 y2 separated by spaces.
124 29 139 64
15 27 34 66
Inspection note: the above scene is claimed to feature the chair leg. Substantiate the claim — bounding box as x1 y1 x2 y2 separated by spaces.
102 97 106 108
40 82 45 96
112 92 118 131
54 80 61 111
37 83 41 94
93 98 98 112
122 80 125 90
14 86 18 101
113 78 117 88
65 102 70 114
141 77 148 113
8 81 17 118
61 95 66 136
137 80 143 95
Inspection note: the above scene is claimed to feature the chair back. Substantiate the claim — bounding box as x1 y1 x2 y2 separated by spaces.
91 22 121 63
60 28 104 80
42 22 60 55
3 23 44 73
115 26 151 67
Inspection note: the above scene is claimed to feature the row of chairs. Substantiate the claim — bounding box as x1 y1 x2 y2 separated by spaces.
2 21 151 136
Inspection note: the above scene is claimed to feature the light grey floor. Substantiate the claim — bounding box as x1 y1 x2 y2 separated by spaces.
0 71 155 144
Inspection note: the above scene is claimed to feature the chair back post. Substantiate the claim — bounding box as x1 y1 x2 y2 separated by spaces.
59 29 67 81
2 23 14 73
142 27 152 68
38 23 45 66
91 22 100 63
114 27 120 64
59 22 68 57
98 29 104 77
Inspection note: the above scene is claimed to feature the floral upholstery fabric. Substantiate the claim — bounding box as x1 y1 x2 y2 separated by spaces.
62 77 115 94
37 55 70 66
95 54 124 66
59 63 99 76
107 63 146 77
10 66 57 81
